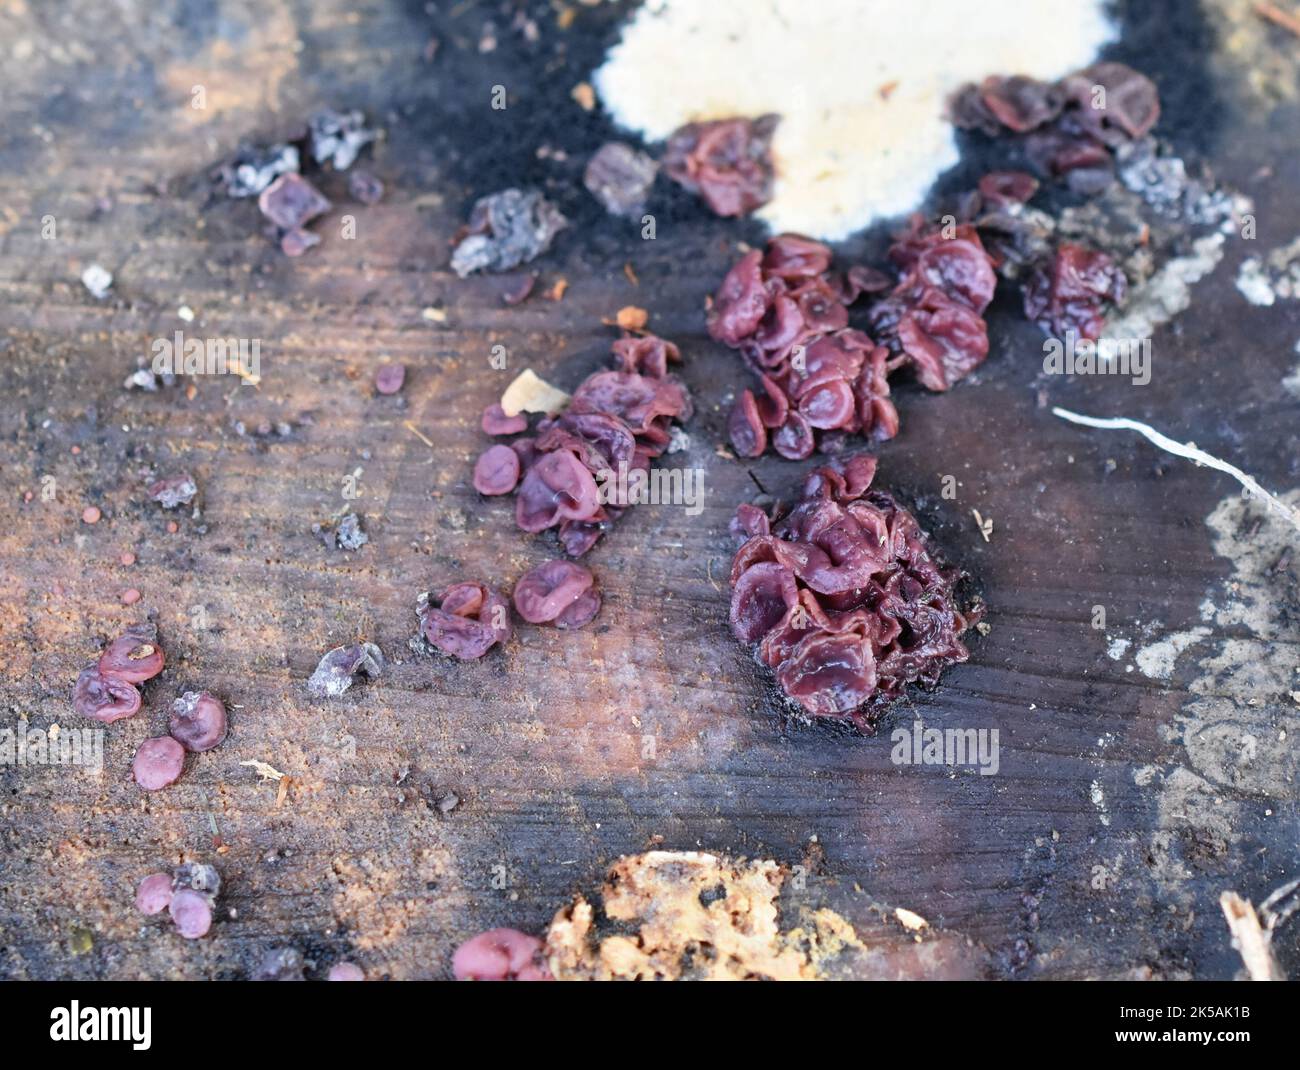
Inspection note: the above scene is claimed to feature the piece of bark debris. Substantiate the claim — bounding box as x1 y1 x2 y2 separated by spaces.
584 142 658 218
570 81 596 111
124 358 174 392
1256 1 1300 39
232 417 297 440
348 169 384 205
314 512 368 551
450 189 568 277
1220 890 1285 981
307 109 378 171
432 789 461 814
615 305 649 331
546 851 866 980
240 759 285 781
217 142 300 199
499 368 570 417
335 513 367 550
306 642 384 698
147 473 198 510
257 173 329 257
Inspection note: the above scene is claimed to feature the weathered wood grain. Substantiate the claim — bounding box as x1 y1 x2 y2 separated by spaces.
0 0 1298 980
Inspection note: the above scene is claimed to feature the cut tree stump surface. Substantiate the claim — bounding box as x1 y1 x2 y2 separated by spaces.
0 0 1297 979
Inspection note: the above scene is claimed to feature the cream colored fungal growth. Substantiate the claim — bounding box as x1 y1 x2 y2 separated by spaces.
545 850 862 980
595 0 1115 239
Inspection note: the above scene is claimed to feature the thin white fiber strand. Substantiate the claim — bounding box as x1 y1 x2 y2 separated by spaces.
1052 407 1300 534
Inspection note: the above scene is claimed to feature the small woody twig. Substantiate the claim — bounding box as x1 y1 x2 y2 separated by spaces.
1255 2 1300 39
1220 891 1285 981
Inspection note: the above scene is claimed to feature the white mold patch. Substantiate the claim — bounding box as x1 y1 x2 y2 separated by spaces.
594 0 1115 240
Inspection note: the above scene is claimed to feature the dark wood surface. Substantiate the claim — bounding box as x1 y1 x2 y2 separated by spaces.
1 0 1298 980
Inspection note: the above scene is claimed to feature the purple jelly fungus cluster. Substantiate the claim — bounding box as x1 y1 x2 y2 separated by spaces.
411 563 606 662
452 928 553 981
729 455 981 732
709 234 906 460
866 214 1000 393
889 173 1127 345
475 333 692 557
74 630 229 792
712 69 1158 456
512 560 601 630
945 63 1158 339
132 690 228 791
72 623 164 724
663 115 778 218
135 863 221 940
1021 242 1127 341
414 581 513 660
949 62 1159 194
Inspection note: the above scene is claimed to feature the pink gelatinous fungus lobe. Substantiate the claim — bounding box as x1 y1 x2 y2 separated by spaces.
72 666 142 723
554 588 602 630
258 173 332 231
512 560 595 625
515 449 601 532
473 444 521 495
99 626 165 682
418 582 512 659
374 363 406 395
663 115 778 218
452 928 553 981
169 691 228 752
169 888 213 939
132 736 186 791
482 403 529 436
727 390 766 459
134 872 174 916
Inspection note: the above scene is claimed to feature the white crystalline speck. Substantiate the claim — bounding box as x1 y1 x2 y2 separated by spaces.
81 264 113 299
